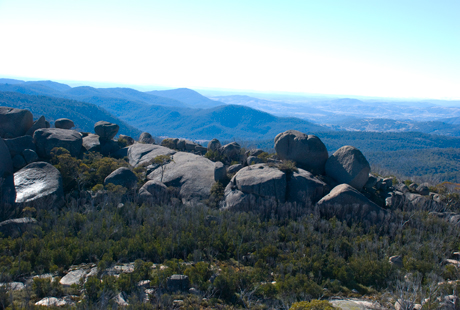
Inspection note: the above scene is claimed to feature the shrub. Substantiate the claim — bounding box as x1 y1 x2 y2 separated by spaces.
278 160 298 173
205 150 223 162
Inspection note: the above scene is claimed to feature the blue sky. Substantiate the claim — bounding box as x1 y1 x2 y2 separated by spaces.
0 0 459 99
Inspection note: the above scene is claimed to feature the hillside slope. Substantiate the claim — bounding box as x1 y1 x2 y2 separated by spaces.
0 92 142 138
147 88 223 108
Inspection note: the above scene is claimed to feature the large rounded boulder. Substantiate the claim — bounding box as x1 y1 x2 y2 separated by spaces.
0 107 34 138
139 132 155 144
287 168 328 204
274 130 328 175
54 118 75 130
147 152 216 203
104 167 138 189
138 180 172 205
127 143 176 167
94 121 119 141
14 162 64 208
207 139 221 152
33 128 82 158
316 184 387 223
221 142 241 162
325 145 370 190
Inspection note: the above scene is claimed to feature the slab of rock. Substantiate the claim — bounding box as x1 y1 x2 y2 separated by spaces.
26 115 47 136
167 275 190 292
416 183 430 195
161 138 179 149
54 118 75 129
0 218 38 238
325 145 370 190
4 135 36 157
23 149 39 164
207 138 221 152
82 134 101 152
127 143 176 168
35 297 68 307
214 162 226 182
0 138 13 177
389 255 403 268
147 152 216 202
274 130 328 175
287 168 327 204
60 269 88 286
14 162 64 208
227 164 243 175
104 167 137 189
94 121 119 140
385 191 405 209
0 107 33 138
139 132 155 144
12 154 26 170
33 128 82 158
138 180 172 205
316 184 387 223
227 164 287 202
119 134 134 146
0 282 25 291
247 156 263 165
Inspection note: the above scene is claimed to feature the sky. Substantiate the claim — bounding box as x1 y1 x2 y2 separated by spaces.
0 0 459 99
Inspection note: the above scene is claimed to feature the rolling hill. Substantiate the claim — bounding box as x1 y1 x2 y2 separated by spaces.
0 92 142 138
147 88 223 108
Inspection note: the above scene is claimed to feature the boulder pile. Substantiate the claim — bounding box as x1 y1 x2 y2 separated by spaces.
0 107 449 227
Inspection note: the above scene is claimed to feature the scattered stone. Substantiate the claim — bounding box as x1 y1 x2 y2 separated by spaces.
104 167 138 189
325 145 370 190
274 130 328 175
54 118 75 129
139 132 155 144
0 107 34 138
33 128 82 158
23 149 39 164
207 138 221 152
14 162 64 208
94 121 119 140
167 275 190 292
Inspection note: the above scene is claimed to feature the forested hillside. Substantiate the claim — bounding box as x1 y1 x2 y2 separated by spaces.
0 92 141 138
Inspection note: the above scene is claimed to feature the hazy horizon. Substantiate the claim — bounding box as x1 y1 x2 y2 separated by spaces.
0 0 459 100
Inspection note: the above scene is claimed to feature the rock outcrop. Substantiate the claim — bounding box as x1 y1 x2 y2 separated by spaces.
0 217 38 238
33 128 82 158
274 130 328 175
287 169 328 204
0 107 34 138
138 180 172 205
26 115 47 136
207 138 221 152
14 162 64 208
325 145 370 190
